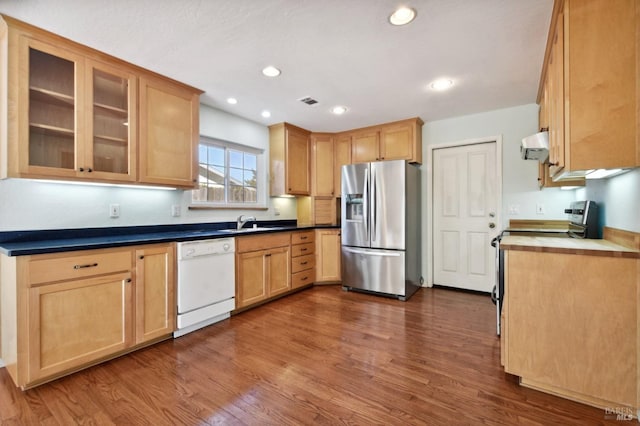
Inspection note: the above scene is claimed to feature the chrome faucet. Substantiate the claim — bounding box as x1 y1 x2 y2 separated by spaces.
236 215 257 230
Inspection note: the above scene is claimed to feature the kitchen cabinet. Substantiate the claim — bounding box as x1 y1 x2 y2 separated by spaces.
134 244 176 344
291 230 315 289
269 123 311 196
502 244 639 410
0 15 201 188
0 244 176 389
350 118 423 164
235 233 291 309
539 0 639 181
138 75 199 188
311 133 335 197
315 229 341 283
334 134 352 194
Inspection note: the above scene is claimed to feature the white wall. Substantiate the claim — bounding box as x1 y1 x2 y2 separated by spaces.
421 103 576 283
576 169 640 233
0 105 296 231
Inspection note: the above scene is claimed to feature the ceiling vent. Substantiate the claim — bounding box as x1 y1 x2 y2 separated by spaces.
298 96 319 106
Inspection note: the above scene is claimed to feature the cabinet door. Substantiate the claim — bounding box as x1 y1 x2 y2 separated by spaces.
334 134 352 194
139 76 199 188
548 9 565 177
28 272 133 382
286 126 310 195
18 37 84 178
85 59 137 182
315 230 341 282
312 134 334 197
236 250 267 308
267 246 291 297
380 122 413 161
351 131 379 163
135 245 175 344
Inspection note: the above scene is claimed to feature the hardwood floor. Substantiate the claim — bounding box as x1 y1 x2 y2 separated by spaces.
0 286 622 425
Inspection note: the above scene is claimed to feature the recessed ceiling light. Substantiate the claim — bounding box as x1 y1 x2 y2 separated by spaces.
331 106 348 115
226 97 238 105
389 7 416 26
261 110 271 118
429 78 454 91
262 66 281 77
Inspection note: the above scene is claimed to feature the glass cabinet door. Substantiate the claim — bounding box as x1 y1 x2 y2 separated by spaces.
87 61 136 181
26 41 80 172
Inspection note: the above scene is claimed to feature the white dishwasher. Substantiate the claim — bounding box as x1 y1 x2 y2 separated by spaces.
174 238 235 338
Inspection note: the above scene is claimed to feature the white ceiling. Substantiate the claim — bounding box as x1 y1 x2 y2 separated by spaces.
0 0 553 133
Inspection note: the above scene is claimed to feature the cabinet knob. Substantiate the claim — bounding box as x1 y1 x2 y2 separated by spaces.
87 168 93 173
540 127 549 132
79 167 84 172
548 162 559 167
139 255 144 260
126 278 132 283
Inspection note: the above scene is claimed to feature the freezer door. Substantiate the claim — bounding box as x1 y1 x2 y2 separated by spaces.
341 163 370 247
342 246 406 296
371 160 405 250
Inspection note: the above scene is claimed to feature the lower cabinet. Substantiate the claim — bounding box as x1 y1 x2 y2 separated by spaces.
134 244 176 344
0 243 176 389
235 233 291 309
291 230 315 289
315 229 341 283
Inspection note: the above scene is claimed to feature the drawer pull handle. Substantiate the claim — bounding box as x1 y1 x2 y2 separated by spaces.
74 263 98 270
300 261 308 265
301 276 308 281
300 236 308 240
301 248 308 252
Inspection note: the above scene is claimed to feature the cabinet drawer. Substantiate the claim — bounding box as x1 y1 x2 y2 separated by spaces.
28 249 132 285
291 231 314 245
291 254 315 273
291 242 314 257
236 232 290 253
292 269 314 289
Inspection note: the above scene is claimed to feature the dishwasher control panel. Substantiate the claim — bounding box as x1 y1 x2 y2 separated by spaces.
178 238 235 259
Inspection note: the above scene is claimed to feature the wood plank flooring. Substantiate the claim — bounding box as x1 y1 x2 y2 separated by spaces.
0 286 623 425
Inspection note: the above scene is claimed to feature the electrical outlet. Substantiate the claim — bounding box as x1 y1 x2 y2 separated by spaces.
171 204 181 217
536 203 545 215
109 204 120 218
508 204 520 215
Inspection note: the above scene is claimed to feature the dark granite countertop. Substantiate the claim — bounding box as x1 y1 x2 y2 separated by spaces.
0 221 340 256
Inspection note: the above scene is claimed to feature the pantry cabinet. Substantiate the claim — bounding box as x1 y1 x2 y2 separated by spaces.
269 123 311 196
0 244 176 389
0 15 201 188
539 0 640 181
235 233 291 309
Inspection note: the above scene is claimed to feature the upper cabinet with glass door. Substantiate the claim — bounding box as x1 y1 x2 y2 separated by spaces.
1 15 201 187
15 37 136 182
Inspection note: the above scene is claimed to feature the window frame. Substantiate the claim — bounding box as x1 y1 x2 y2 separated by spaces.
191 136 267 209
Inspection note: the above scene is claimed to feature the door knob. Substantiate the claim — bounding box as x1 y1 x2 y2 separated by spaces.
489 222 496 229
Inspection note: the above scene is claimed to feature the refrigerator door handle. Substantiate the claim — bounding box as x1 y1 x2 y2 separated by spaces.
342 247 401 257
371 166 377 242
363 169 369 237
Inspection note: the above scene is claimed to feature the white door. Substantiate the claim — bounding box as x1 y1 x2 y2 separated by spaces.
433 142 499 292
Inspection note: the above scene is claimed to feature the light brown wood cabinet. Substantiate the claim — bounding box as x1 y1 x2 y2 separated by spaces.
0 15 201 188
311 133 335 197
538 0 640 181
315 229 341 283
334 134 352 194
138 76 199 188
235 233 291 309
291 230 315 289
0 243 176 389
134 244 176 344
502 248 639 410
269 123 311 196
348 118 423 164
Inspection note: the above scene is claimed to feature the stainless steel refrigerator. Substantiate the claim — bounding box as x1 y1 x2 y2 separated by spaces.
341 159 421 301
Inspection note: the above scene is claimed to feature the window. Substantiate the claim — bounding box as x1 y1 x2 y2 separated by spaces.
192 137 265 207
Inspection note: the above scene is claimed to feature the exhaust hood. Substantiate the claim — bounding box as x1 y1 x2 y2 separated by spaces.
520 131 549 162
